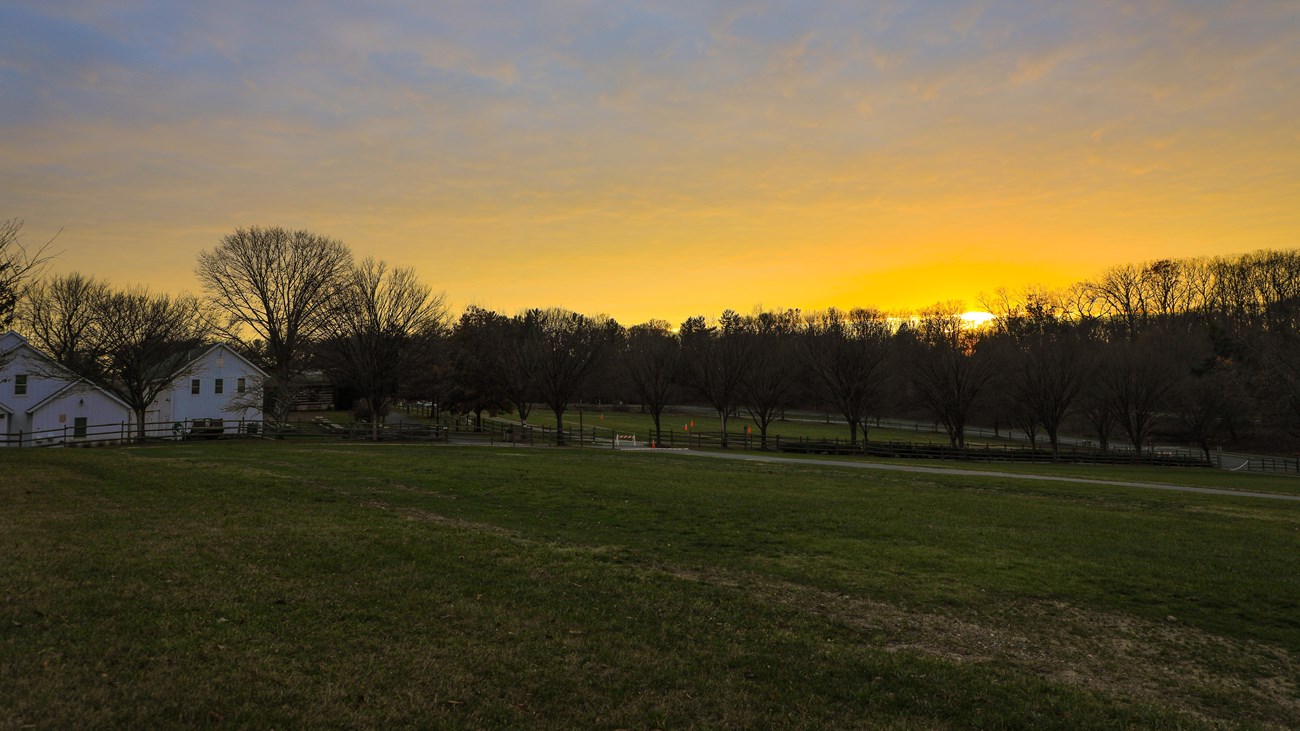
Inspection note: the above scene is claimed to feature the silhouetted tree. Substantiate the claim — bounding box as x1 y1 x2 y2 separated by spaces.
1095 338 1180 457
1176 360 1244 461
1 219 54 333
801 308 893 446
739 309 801 450
981 288 1093 455
901 303 994 448
317 259 448 440
525 308 619 446
446 306 513 430
18 273 109 373
86 288 212 439
622 320 680 447
196 226 352 426
680 311 753 449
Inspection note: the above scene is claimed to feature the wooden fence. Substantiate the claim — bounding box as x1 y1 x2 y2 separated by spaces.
8 415 1294 474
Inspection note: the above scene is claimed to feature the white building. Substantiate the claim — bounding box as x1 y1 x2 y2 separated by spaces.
2 332 268 445
148 343 267 437
0 331 133 446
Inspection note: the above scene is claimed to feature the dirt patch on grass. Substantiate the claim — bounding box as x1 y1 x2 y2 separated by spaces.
659 564 1299 729
362 501 1298 728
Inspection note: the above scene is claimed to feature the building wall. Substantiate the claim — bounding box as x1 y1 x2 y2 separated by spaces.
26 388 132 446
2 346 70 429
155 345 264 433
1 333 133 446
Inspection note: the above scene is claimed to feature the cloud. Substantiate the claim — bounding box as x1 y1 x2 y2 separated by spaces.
0 0 1297 322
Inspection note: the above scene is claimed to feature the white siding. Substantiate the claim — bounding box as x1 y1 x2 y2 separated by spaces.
1 332 133 446
156 345 264 434
26 388 132 446
2 347 69 416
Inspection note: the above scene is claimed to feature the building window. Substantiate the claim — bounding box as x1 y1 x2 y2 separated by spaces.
191 379 201 395
74 417 88 438
14 374 27 396
215 378 224 395
237 377 246 394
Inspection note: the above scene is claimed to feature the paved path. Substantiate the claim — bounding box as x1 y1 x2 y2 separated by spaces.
645 449 1300 503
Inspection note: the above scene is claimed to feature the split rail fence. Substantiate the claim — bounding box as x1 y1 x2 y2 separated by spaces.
7 414 1299 475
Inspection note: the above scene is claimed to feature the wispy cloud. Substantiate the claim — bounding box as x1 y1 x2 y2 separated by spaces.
1 0 1297 322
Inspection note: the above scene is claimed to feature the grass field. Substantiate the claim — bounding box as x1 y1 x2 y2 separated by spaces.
5 442 1297 728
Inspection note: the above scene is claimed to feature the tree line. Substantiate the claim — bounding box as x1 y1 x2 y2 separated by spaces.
2 220 1298 454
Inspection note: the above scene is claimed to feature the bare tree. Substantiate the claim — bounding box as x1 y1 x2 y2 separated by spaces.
679 311 754 449
1085 263 1148 341
498 314 540 426
1076 384 1116 451
1 219 56 332
622 320 680 447
196 226 352 426
317 259 448 440
17 273 109 373
981 289 1093 455
524 308 619 446
1176 363 1244 461
802 308 893 446
87 288 213 439
1095 338 1180 457
446 306 513 430
739 309 802 450
901 302 994 448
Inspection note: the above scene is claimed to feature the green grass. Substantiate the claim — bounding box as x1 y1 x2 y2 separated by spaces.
4 442 1298 728
760 449 1300 496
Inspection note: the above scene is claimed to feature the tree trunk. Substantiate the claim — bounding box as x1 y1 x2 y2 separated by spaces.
554 407 566 446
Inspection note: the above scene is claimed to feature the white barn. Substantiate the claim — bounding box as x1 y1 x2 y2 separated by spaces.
148 343 267 437
1 331 133 446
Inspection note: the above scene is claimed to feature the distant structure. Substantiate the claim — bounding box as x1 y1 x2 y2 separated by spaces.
1 331 267 446
149 343 267 438
0 330 131 446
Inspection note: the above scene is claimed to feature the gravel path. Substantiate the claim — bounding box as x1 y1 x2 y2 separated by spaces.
648 449 1300 503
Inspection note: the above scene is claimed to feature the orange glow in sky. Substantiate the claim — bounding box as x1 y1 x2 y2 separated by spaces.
2 2 1297 326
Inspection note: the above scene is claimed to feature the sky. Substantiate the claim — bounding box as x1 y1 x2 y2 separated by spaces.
2 1 1298 325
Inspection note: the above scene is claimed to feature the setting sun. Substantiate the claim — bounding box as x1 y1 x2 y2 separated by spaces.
960 311 998 327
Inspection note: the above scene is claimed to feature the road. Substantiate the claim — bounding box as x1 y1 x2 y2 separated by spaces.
643 448 1300 503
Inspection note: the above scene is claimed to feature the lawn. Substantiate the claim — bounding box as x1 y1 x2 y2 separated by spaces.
3 441 1298 728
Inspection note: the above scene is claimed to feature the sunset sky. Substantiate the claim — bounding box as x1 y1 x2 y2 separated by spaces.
2 1 1297 325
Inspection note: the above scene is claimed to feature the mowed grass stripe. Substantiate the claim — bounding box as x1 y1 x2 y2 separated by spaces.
2 442 1297 728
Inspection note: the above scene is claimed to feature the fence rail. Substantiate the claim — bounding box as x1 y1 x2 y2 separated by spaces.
626 430 1213 467
1233 456 1300 475
8 414 1296 475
